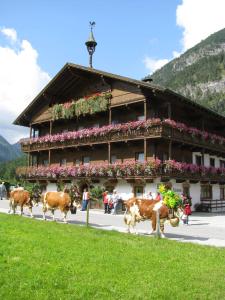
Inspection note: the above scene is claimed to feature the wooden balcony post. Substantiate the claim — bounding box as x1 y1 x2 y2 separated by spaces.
27 153 30 167
169 140 172 160
48 150 51 165
144 139 147 160
168 102 171 119
29 124 32 138
108 142 111 163
50 121 52 135
28 124 32 167
201 148 205 166
109 108 112 125
144 100 147 120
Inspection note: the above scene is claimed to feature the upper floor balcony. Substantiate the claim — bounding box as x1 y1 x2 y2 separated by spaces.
20 118 225 154
16 159 225 183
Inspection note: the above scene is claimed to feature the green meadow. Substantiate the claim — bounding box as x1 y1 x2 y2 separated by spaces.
0 213 224 300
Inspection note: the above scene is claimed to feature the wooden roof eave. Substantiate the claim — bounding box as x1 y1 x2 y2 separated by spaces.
13 62 225 127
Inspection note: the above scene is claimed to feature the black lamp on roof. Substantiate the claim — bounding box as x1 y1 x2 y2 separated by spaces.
85 21 97 68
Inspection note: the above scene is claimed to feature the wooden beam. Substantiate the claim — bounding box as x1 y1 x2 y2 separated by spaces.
108 142 111 163
201 148 205 166
144 100 147 120
48 150 51 165
168 102 172 119
109 108 112 125
144 139 147 160
169 140 172 160
49 121 52 135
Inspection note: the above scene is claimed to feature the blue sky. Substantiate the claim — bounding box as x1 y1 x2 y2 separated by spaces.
1 0 182 79
0 0 225 143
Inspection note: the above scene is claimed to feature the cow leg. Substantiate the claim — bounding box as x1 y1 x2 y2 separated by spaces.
160 219 166 238
20 205 24 216
51 209 55 221
8 199 12 214
29 207 33 218
62 211 68 223
13 203 17 214
43 205 47 220
150 212 157 235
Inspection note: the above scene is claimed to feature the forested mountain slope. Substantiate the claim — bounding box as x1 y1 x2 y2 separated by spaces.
150 28 225 116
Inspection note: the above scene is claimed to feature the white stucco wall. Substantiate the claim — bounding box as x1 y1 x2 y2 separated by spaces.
115 179 133 200
213 184 220 200
46 183 57 192
190 183 201 208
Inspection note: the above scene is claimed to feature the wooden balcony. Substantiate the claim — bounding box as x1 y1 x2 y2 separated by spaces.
16 163 225 184
21 124 225 153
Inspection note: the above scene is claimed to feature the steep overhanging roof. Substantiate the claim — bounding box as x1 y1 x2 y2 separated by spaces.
14 62 225 127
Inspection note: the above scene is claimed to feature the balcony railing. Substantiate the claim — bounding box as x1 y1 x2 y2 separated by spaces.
20 118 225 153
16 160 225 182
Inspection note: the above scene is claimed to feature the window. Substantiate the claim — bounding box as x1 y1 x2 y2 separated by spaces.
111 120 119 125
31 155 37 166
135 152 144 162
111 155 117 164
74 159 81 166
43 159 49 166
33 129 39 138
60 158 67 166
137 115 145 121
201 185 212 199
220 160 225 168
183 185 190 198
220 187 225 200
196 155 202 166
210 158 215 167
134 186 144 198
82 156 90 165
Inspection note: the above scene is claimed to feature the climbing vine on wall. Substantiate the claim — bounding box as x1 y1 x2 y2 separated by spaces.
52 92 111 120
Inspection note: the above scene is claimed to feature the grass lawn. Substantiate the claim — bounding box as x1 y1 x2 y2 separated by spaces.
0 213 225 300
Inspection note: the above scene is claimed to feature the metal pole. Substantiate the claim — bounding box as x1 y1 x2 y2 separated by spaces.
86 200 90 227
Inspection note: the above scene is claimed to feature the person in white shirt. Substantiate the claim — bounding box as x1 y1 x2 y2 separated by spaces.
81 188 90 211
147 192 153 200
111 189 120 215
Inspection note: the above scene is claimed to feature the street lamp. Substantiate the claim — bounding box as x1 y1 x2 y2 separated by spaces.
85 21 97 68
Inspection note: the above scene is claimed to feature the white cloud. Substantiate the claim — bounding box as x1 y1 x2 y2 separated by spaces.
1 27 17 43
143 57 169 74
144 0 225 74
0 28 51 144
177 0 225 51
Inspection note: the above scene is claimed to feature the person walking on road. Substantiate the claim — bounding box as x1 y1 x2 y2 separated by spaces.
111 189 119 215
103 191 109 214
0 182 7 200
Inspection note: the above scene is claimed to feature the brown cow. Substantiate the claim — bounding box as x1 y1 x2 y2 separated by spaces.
124 197 181 237
8 189 33 217
42 190 72 223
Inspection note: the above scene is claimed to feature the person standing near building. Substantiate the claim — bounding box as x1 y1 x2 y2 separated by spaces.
111 189 119 215
147 191 153 200
103 191 109 214
81 188 90 211
182 195 192 225
155 192 161 202
0 182 7 200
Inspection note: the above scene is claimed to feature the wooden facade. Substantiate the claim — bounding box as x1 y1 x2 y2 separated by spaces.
15 63 225 211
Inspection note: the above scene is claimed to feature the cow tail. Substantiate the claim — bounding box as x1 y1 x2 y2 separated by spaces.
123 208 128 224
